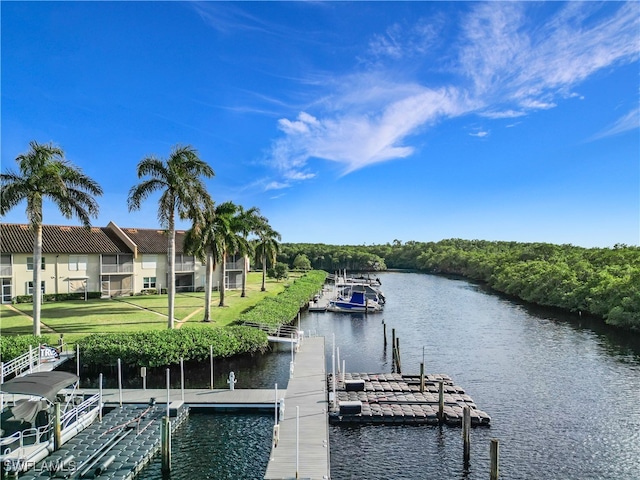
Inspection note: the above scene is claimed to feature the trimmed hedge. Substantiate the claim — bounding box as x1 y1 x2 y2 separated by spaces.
78 326 269 367
0 334 53 362
238 270 327 329
15 292 102 304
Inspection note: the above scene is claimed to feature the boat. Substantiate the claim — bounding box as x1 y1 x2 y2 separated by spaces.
328 287 383 313
0 371 102 475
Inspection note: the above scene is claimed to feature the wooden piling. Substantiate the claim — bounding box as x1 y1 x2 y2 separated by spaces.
54 402 62 450
462 406 471 465
395 338 402 373
490 438 499 480
420 363 425 393
438 380 444 423
383 321 387 348
161 416 171 473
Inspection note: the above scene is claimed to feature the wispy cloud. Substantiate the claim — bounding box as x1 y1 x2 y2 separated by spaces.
591 107 640 140
470 130 489 138
267 2 639 186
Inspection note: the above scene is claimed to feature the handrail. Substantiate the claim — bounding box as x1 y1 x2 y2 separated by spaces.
61 393 101 430
1 345 38 381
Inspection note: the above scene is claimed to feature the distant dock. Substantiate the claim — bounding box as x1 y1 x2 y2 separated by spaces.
329 372 491 426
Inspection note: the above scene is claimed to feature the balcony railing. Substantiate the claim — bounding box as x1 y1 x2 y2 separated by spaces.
225 261 244 270
175 261 195 272
101 264 133 274
0 265 12 276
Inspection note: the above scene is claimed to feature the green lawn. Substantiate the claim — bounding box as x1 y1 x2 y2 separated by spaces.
0 272 296 344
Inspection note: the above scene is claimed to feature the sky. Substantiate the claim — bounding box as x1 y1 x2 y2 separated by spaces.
1 1 639 248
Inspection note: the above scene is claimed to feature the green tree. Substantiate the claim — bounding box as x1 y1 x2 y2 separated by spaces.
254 222 281 291
293 253 312 270
128 144 213 328
268 262 289 281
0 141 102 336
230 205 261 298
183 205 220 322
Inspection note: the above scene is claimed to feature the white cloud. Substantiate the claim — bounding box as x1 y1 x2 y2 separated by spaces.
268 2 639 183
470 130 489 138
591 107 640 140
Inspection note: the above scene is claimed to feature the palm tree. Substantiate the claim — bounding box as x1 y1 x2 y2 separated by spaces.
183 204 224 322
0 141 103 336
215 201 251 307
232 206 262 297
128 144 213 328
254 221 281 292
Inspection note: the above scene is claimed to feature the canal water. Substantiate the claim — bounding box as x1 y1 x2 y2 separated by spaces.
128 272 640 479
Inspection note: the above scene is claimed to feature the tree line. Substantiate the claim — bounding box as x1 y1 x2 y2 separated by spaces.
277 240 640 332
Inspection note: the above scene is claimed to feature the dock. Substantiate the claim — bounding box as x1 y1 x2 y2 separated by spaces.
264 336 330 480
81 387 284 410
16 402 189 480
329 372 491 426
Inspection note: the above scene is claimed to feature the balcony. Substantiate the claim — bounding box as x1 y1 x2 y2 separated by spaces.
0 264 12 276
101 263 134 274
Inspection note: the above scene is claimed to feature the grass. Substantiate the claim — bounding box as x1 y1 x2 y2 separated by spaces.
0 272 299 345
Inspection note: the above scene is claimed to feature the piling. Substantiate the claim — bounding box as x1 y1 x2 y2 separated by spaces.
117 358 123 407
54 402 62 450
438 380 444 423
462 406 471 465
382 320 387 348
391 329 396 367
210 345 214 389
161 416 171 474
490 438 499 480
76 344 80 384
420 363 425 393
395 338 402 373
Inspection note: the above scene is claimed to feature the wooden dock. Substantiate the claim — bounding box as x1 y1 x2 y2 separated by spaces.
264 336 330 480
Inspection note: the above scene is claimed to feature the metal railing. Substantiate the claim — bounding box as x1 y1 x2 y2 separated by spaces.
1 346 39 381
60 393 101 430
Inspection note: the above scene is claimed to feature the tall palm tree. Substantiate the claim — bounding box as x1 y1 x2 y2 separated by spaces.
128 144 213 328
0 141 103 335
183 204 223 322
254 221 281 292
214 201 250 307
232 206 262 297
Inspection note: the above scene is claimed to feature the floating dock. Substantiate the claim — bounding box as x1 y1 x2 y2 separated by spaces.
16 402 189 480
329 372 491 426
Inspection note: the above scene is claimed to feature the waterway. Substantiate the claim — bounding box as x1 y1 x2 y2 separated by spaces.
129 272 640 479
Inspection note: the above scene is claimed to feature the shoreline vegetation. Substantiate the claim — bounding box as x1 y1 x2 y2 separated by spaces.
2 236 638 365
279 240 640 332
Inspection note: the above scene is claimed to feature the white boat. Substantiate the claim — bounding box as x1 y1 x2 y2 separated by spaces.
1 371 102 475
328 288 383 313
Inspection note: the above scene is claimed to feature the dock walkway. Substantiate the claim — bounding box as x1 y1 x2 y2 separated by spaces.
81 387 284 410
264 336 329 480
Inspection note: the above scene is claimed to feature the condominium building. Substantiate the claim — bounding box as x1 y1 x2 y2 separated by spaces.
0 222 246 303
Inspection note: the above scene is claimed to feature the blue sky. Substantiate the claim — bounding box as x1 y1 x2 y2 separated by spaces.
2 1 639 248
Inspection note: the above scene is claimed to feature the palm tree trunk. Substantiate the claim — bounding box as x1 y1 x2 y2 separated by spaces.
167 216 176 329
32 224 43 336
261 254 267 292
204 252 213 321
241 254 248 297
219 251 227 307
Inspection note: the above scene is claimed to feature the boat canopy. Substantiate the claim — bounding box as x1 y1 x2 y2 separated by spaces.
0 372 78 403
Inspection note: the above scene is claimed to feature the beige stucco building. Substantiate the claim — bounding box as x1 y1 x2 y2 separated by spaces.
0 223 246 303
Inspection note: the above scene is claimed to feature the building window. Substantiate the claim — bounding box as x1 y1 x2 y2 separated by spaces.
143 277 157 289
142 255 157 269
27 281 45 295
69 255 88 271
27 257 46 271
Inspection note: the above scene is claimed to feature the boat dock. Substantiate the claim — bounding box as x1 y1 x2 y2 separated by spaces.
329 372 491 426
16 402 189 480
81 387 284 410
264 336 330 480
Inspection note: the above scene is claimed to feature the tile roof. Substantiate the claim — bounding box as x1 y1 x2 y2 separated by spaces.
0 223 133 254
119 227 186 254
